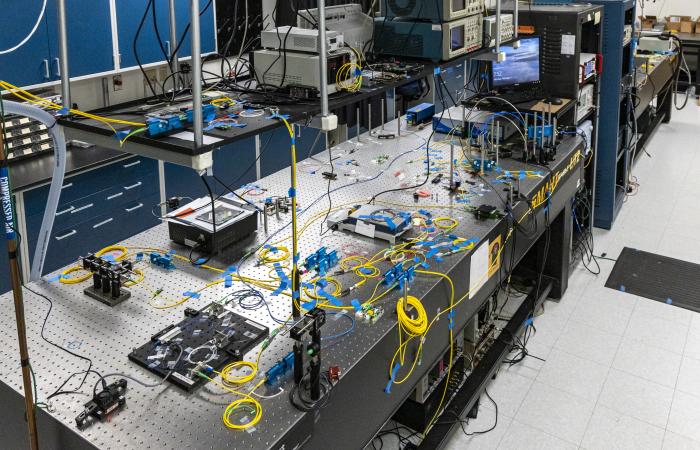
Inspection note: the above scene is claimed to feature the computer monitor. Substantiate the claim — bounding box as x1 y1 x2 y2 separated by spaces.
491 37 541 89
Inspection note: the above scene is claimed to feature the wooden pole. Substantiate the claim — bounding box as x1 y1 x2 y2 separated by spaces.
0 112 40 450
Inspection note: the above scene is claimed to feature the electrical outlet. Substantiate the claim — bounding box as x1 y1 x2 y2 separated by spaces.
112 75 123 91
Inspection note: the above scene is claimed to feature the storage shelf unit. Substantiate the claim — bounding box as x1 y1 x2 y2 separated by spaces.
0 0 216 88
586 0 636 230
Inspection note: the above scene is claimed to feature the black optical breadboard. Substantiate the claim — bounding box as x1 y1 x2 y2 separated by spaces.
605 247 700 313
128 304 269 391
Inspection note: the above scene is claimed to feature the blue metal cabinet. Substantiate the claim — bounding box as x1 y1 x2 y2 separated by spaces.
260 125 326 178
116 0 216 70
45 0 115 79
0 2 53 86
24 155 160 275
164 137 258 199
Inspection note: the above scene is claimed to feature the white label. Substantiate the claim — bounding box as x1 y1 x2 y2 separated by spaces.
171 131 222 145
469 240 490 299
594 11 601 24
432 24 441 31
355 220 376 239
561 34 576 56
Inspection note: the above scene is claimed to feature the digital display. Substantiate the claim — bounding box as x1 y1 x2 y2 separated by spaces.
452 0 466 12
492 37 541 88
450 25 465 51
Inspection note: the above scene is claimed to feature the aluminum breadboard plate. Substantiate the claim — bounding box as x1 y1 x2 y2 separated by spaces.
0 118 582 449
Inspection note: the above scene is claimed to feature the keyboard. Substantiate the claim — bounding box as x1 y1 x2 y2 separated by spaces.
495 85 547 105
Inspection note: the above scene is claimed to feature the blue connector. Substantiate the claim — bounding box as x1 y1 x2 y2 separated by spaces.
146 104 218 138
383 263 415 288
150 252 176 270
303 247 339 276
265 351 295 386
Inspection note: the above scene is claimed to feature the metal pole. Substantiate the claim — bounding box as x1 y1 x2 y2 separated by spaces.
356 107 361 143
57 0 71 109
190 0 203 147
168 0 180 90
381 99 385 130
524 113 529 160
397 109 401 137
368 103 372 135
318 0 330 117
0 125 39 450
495 122 500 165
480 134 485 176
514 0 519 39
495 0 502 53
449 142 455 189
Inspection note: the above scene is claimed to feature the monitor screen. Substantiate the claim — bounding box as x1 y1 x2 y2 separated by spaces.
492 37 541 88
451 0 466 12
450 25 465 51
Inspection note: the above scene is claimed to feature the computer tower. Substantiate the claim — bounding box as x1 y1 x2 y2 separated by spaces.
511 4 603 99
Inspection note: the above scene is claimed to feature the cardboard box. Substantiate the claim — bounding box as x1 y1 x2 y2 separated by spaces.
640 15 657 30
665 15 692 32
680 20 695 33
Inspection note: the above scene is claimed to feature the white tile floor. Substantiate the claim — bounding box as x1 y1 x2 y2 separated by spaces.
442 99 700 449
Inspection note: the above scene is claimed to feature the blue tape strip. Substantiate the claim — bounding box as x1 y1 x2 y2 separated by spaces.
224 275 233 288
426 248 440 259
47 274 64 282
302 300 317 310
115 130 131 140
666 298 673 305
183 291 201 299
358 267 373 275
316 279 328 288
194 258 207 265
385 363 402 394
288 187 296 198
351 299 362 312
